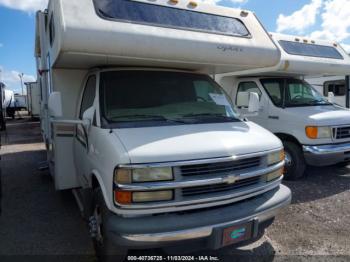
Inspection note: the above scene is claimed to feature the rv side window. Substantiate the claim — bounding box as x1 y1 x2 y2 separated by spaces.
279 40 343 60
80 76 96 119
236 82 262 107
49 15 55 46
324 81 346 96
93 0 250 37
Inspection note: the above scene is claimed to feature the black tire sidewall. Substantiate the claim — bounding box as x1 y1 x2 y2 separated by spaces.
92 188 127 262
283 141 306 180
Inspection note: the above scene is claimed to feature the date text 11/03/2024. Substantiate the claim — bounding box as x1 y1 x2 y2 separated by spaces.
127 256 220 261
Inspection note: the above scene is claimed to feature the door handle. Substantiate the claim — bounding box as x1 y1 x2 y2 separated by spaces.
268 116 279 120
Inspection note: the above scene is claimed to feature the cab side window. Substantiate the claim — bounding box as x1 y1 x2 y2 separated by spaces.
80 75 96 119
236 82 262 107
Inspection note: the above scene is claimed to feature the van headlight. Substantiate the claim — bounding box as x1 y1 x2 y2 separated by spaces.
114 167 173 183
267 150 285 166
305 126 332 139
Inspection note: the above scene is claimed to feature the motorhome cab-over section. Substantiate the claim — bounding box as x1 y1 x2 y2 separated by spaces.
35 0 291 258
219 33 350 180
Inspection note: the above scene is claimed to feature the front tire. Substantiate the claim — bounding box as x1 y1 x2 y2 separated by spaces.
283 141 306 180
90 188 127 262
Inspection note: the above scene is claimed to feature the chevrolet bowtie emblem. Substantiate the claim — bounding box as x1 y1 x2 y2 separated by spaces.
224 175 238 184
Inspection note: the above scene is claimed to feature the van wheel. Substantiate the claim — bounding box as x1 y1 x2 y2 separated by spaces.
283 141 306 180
90 188 127 262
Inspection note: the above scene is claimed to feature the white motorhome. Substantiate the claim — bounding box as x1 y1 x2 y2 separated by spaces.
219 33 350 180
25 82 41 118
35 0 291 259
0 82 15 124
306 76 349 107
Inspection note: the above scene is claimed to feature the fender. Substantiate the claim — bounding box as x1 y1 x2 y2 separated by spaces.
90 169 113 211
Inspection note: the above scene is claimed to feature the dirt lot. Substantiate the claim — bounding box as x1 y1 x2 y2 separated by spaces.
0 118 349 261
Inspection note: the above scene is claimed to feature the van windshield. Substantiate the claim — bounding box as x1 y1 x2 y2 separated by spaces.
261 78 332 108
100 71 239 128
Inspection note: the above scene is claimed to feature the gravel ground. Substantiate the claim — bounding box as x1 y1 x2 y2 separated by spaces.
0 118 349 262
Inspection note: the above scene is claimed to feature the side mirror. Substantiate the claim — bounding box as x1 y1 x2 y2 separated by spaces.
236 92 249 108
328 92 335 103
48 92 63 117
248 92 260 113
82 107 94 131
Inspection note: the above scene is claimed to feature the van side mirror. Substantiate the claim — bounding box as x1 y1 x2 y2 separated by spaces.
82 107 94 131
236 92 249 108
248 92 260 113
328 92 335 103
48 92 63 117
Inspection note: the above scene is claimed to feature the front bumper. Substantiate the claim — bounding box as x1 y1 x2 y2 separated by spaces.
107 184 291 251
303 142 350 166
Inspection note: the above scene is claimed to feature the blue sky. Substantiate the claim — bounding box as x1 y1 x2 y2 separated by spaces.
0 0 349 93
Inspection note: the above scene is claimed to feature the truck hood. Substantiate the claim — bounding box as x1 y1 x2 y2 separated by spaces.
285 105 350 126
113 122 282 164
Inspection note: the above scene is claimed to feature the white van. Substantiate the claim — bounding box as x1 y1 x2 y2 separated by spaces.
219 33 350 180
35 0 291 259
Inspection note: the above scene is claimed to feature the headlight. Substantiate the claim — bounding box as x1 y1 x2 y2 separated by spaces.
114 167 173 184
132 191 173 203
265 168 284 182
267 150 285 166
305 126 332 139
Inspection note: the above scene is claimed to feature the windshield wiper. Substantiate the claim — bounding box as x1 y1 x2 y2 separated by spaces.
181 113 237 121
110 114 187 124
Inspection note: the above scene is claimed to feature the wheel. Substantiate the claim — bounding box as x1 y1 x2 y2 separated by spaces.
90 188 127 262
283 141 306 180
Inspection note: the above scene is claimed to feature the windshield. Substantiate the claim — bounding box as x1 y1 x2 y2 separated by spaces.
100 71 239 128
261 78 332 108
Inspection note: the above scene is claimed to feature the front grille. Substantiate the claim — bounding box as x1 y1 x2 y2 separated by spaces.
334 126 350 139
180 157 261 177
182 176 262 197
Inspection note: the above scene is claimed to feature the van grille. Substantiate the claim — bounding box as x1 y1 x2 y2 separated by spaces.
334 126 350 139
180 157 261 177
182 176 262 197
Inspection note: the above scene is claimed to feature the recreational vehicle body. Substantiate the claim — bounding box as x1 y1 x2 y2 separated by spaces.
218 33 350 180
35 0 291 258
25 82 41 118
306 75 349 108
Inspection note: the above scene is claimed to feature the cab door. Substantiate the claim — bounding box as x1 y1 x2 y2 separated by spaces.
235 80 269 127
74 74 97 187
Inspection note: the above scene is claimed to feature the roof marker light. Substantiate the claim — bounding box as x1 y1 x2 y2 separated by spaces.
303 39 308 43
240 10 249 17
311 40 315 44
188 1 198 7
169 0 179 4
334 43 338 47
295 38 300 42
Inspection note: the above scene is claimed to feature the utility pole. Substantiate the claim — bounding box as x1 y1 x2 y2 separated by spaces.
18 73 24 95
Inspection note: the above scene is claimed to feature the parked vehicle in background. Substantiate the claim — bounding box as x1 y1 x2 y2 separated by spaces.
0 82 15 127
35 0 291 259
306 76 348 107
25 82 41 118
13 94 28 111
218 33 350 180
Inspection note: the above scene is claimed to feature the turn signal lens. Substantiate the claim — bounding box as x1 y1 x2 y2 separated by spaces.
114 191 132 204
306 126 318 139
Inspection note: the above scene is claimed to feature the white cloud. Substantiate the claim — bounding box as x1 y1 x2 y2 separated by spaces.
0 0 47 12
276 0 323 33
309 0 350 42
0 67 35 94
